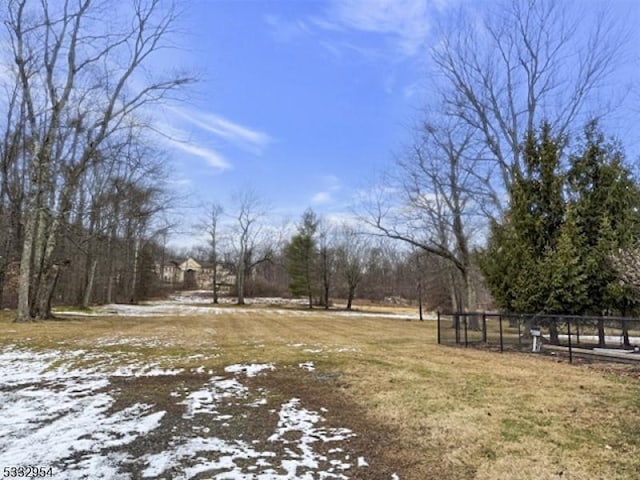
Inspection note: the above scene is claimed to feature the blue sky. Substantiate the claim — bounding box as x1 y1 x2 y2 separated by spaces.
157 0 640 247
159 0 442 238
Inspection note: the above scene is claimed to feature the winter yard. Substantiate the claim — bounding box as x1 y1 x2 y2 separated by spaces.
1 293 640 479
0 348 366 480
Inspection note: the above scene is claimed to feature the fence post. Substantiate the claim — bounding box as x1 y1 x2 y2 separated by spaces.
517 317 521 346
482 312 487 343
622 318 630 347
567 317 573 364
499 314 504 353
455 313 460 344
437 311 441 345
464 314 468 347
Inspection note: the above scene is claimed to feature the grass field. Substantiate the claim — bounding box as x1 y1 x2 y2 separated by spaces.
1 297 639 479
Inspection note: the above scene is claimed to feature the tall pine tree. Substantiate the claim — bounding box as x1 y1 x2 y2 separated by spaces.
285 209 319 308
482 121 640 323
481 123 565 313
567 121 640 316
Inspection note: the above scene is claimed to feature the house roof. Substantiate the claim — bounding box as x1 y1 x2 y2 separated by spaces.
179 257 202 270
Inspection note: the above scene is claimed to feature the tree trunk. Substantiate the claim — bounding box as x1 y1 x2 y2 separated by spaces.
323 282 329 310
549 320 559 345
0 240 9 310
106 216 117 304
0 270 4 310
597 319 606 347
106 237 114 304
33 264 61 319
448 265 460 327
16 207 36 322
212 265 219 304
237 251 246 305
47 265 62 316
622 321 630 348
464 269 480 330
346 286 355 311
82 258 98 309
418 280 423 321
447 263 461 311
130 238 140 303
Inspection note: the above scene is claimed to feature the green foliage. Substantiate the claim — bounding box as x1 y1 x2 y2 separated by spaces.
541 211 588 314
566 121 640 314
481 121 640 314
514 123 566 257
285 209 319 305
481 123 566 313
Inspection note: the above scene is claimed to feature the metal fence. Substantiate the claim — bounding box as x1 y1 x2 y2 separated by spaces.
437 311 640 363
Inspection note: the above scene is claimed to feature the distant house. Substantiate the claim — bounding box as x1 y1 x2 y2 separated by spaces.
158 257 235 292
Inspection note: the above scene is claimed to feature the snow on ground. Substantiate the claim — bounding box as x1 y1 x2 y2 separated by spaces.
557 334 640 346
0 346 383 479
179 376 248 420
1 292 408 478
0 347 165 479
225 363 275 377
287 343 361 356
170 291 310 307
144 396 358 479
58 291 423 321
299 361 315 372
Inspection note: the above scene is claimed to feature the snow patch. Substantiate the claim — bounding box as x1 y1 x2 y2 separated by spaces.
179 376 248 419
225 363 275 377
142 396 357 479
299 361 315 371
0 347 165 479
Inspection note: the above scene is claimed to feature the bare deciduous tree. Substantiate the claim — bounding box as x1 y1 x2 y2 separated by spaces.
362 120 485 313
197 202 223 303
361 0 628 318
0 73 27 309
335 224 366 311
4 0 192 321
432 0 627 203
231 189 270 305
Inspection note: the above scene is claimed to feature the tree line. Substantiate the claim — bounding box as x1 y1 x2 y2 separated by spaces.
360 0 640 318
1 0 639 319
0 0 190 320
481 121 640 317
182 199 462 311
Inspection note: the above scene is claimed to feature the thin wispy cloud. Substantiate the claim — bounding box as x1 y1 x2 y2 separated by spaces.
311 191 333 204
264 1 437 60
169 141 231 170
320 0 433 57
319 38 384 61
311 175 342 205
170 107 272 154
154 121 231 171
324 211 361 228
264 14 312 43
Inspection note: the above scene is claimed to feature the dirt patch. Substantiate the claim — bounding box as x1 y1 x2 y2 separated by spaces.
249 365 414 479
78 367 412 479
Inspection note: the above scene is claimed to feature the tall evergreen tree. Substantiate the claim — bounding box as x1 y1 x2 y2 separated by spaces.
285 209 319 308
567 121 640 316
564 122 640 345
482 121 640 323
568 122 640 314
481 123 565 313
541 208 588 314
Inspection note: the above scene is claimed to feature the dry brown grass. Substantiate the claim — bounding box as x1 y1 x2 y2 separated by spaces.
1 307 639 479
